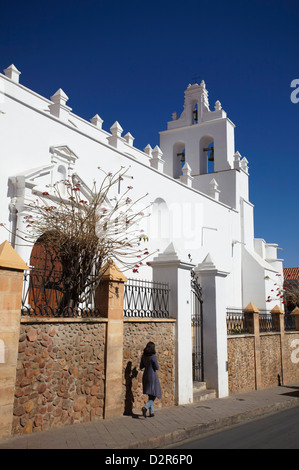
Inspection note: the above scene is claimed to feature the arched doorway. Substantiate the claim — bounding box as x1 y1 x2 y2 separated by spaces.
28 234 63 316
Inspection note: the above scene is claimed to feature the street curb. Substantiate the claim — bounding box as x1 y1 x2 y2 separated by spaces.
120 397 299 449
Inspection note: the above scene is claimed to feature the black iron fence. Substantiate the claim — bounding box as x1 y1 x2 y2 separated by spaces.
21 268 101 318
124 278 170 318
285 314 296 331
226 308 275 334
227 308 297 334
226 309 250 335
22 268 170 319
258 312 275 333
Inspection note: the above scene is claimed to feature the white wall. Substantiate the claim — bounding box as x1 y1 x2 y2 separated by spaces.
0 70 283 313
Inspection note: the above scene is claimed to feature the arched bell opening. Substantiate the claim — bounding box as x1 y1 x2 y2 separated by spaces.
173 141 186 179
199 135 214 174
192 100 199 125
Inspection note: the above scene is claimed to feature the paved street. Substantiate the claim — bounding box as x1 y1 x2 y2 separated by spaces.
169 404 299 449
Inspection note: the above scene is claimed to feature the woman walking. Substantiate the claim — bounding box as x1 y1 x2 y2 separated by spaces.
140 341 161 417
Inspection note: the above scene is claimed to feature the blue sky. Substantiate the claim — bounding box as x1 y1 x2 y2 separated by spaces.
1 0 298 267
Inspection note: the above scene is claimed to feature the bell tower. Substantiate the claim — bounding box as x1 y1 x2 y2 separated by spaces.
159 81 236 179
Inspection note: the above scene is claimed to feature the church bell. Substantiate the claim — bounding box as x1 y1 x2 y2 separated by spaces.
177 151 185 163
203 147 214 162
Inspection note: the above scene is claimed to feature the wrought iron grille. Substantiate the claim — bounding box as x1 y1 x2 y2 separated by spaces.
191 269 204 382
226 309 250 335
259 313 275 333
123 278 169 318
21 268 101 318
285 313 296 331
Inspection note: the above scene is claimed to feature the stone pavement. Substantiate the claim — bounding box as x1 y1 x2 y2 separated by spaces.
0 383 299 450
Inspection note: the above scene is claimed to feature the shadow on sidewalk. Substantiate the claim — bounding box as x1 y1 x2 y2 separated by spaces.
280 384 299 398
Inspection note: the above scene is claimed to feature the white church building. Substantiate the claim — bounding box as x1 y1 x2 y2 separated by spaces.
0 64 284 399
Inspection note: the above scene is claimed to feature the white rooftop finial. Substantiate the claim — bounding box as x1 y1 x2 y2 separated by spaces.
49 89 72 120
215 100 222 111
50 88 69 105
233 151 242 169
180 162 193 187
150 146 165 172
209 178 220 201
124 132 134 146
3 64 21 83
90 114 103 129
110 121 123 136
144 144 153 157
241 157 249 174
107 122 123 149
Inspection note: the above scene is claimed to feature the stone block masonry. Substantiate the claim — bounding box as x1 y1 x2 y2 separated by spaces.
13 318 176 434
123 319 176 415
0 248 177 437
13 319 107 435
227 304 299 394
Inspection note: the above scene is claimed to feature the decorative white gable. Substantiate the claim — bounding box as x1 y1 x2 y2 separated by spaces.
9 145 79 209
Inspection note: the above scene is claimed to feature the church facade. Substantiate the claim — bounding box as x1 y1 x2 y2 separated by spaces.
0 64 284 399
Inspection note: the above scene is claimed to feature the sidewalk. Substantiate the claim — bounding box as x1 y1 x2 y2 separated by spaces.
1 383 299 449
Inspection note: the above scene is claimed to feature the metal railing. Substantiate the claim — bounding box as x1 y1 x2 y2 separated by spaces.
258 313 275 333
226 309 250 335
124 278 170 318
21 268 101 318
285 314 296 331
226 308 297 334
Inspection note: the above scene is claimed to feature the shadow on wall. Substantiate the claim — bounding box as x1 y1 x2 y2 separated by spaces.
124 361 138 416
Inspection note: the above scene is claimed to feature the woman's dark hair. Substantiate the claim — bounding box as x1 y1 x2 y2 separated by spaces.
143 341 156 356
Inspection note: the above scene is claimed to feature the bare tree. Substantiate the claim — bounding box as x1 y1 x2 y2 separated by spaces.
284 273 299 312
3 167 153 311
265 272 299 313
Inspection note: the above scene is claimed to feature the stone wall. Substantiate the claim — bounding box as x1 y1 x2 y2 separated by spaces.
227 335 256 394
123 319 176 415
13 319 107 435
12 317 176 435
260 334 282 388
228 329 299 394
283 332 299 384
0 247 177 438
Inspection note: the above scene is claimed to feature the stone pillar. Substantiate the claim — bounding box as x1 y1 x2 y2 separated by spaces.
243 302 261 390
150 243 194 405
271 304 285 332
194 254 229 398
271 305 286 385
96 260 127 419
0 241 28 438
